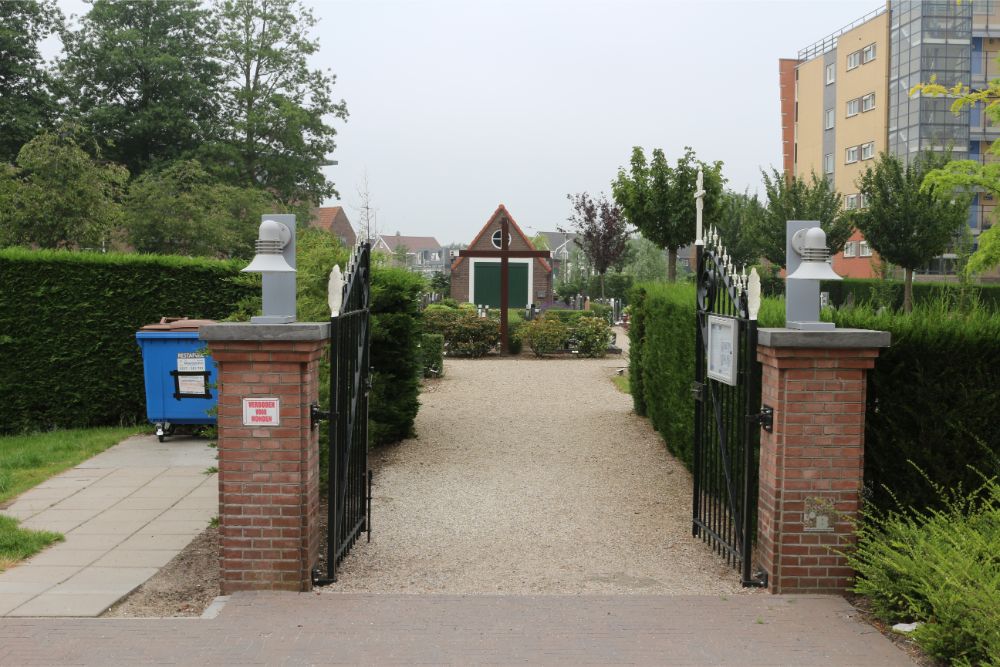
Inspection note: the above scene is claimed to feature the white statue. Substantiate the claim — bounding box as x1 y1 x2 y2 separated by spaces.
747 267 762 321
328 265 344 317
694 168 706 245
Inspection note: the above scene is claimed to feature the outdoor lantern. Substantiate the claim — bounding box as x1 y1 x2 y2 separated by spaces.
785 220 841 331
786 227 842 281
242 219 296 274
242 214 297 324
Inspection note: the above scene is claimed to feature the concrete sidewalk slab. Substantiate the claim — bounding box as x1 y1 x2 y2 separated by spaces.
0 592 917 665
0 435 217 617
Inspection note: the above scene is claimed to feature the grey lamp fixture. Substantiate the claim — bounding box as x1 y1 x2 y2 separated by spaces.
785 220 842 331
242 214 297 324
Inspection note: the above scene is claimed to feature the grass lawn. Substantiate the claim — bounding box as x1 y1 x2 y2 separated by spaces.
612 372 630 394
0 515 62 571
0 426 143 505
0 426 142 571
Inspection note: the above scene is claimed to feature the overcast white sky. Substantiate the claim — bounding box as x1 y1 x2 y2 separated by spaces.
49 0 877 244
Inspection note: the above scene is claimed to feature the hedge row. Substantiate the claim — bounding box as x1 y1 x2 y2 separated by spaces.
628 282 1000 511
0 248 254 434
821 277 1000 311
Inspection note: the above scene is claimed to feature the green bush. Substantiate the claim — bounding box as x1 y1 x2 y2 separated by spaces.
526 318 568 357
588 303 613 322
542 309 603 325
587 273 634 300
448 313 499 357
369 267 425 445
822 277 1000 311
848 478 1000 665
627 287 648 416
420 333 444 377
0 248 254 433
574 317 611 358
832 301 1000 511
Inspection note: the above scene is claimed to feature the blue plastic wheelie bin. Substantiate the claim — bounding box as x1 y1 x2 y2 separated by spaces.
136 317 219 441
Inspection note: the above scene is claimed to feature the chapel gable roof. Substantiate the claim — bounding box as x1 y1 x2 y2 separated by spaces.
375 234 441 253
450 204 551 272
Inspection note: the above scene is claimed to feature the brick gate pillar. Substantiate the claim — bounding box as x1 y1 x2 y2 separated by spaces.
756 329 889 595
200 323 329 593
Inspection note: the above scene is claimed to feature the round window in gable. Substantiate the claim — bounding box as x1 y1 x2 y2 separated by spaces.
491 229 512 249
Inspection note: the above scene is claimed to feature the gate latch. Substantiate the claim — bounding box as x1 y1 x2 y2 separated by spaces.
755 405 774 433
310 403 330 429
690 381 704 401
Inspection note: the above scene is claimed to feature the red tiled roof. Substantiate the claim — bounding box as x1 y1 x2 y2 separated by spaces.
309 206 357 246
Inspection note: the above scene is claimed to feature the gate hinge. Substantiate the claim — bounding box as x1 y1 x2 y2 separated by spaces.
690 381 704 401
748 405 774 433
310 402 330 429
742 567 769 588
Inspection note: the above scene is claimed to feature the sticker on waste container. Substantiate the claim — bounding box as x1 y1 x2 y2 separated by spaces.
243 398 280 426
177 352 206 373
177 375 206 395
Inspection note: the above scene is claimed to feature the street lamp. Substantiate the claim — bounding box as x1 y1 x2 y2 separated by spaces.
785 220 842 331
242 214 297 324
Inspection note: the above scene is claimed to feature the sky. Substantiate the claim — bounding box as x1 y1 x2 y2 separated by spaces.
48 0 877 245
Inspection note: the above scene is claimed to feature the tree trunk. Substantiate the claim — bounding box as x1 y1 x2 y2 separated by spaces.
667 248 677 282
903 267 913 314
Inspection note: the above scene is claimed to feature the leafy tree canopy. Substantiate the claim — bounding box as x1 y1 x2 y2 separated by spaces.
0 0 63 163
59 0 223 175
759 168 852 266
214 0 348 205
124 159 279 257
854 151 969 312
564 192 630 297
612 146 723 281
922 159 1000 276
0 129 128 249
716 190 768 272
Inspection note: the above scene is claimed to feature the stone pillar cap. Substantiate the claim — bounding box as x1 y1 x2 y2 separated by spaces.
199 322 331 342
758 328 890 349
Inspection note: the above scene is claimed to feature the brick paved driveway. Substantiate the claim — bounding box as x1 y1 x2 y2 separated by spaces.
0 591 914 665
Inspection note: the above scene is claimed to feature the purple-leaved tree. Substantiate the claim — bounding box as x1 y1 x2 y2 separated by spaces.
563 193 631 299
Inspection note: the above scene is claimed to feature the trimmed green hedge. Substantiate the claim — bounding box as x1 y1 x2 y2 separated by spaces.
822 278 1000 311
0 248 254 433
420 333 444 378
628 281 1000 511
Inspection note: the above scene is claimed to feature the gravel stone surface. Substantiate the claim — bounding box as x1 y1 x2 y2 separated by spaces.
329 355 757 596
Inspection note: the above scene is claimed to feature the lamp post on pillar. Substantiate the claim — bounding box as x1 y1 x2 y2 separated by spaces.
784 220 842 330
242 214 298 323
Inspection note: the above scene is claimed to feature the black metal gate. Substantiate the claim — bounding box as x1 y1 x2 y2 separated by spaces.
323 241 373 582
692 234 767 587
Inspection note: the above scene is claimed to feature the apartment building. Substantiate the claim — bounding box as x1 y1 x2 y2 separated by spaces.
782 0 1000 278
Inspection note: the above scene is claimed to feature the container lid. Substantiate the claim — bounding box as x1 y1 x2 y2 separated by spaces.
139 317 218 332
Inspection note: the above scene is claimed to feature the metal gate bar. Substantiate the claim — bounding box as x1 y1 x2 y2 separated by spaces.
692 240 765 587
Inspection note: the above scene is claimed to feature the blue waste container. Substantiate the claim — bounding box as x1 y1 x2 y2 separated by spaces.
136 318 219 441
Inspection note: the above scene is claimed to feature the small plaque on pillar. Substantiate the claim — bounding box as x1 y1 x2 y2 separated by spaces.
243 398 280 426
804 496 837 532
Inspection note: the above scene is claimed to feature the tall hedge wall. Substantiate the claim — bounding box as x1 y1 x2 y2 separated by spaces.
627 282 1000 511
0 248 254 433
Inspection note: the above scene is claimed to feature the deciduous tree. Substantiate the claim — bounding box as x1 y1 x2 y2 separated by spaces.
716 190 767 271
214 0 348 205
0 0 62 163
853 152 968 312
59 0 223 175
124 159 278 257
0 130 128 249
759 168 852 266
564 192 630 298
612 146 723 281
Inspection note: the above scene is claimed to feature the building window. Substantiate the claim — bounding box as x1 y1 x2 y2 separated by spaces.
859 241 872 257
491 229 511 249
826 63 835 85
845 195 859 211
847 98 860 117
846 146 859 163
862 93 876 112
843 240 858 256
862 43 876 64
825 108 835 130
848 51 861 70
825 153 834 174
862 141 875 160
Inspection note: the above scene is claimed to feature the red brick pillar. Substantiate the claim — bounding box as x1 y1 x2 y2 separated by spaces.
756 329 889 595
200 323 329 593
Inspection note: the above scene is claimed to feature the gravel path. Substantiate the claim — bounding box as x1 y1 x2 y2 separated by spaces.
330 354 755 596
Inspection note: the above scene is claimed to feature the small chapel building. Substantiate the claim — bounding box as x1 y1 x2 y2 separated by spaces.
450 204 553 308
